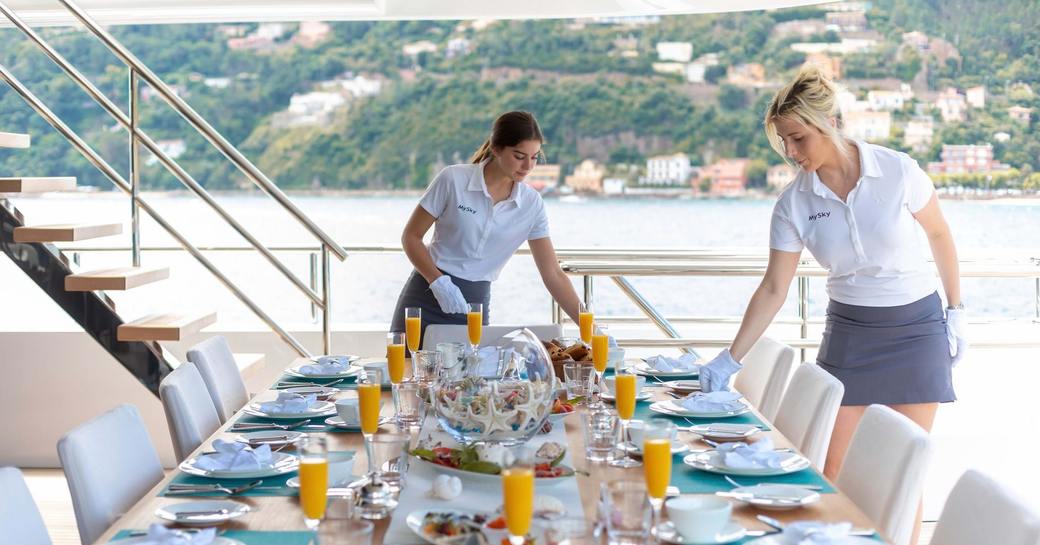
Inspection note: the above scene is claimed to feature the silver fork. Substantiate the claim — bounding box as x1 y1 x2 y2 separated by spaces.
167 479 263 495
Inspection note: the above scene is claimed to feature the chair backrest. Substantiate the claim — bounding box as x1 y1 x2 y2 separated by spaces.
57 404 164 544
772 363 844 468
837 405 933 545
734 337 797 419
159 362 222 462
423 324 564 349
930 469 1040 545
0 467 53 545
187 335 249 423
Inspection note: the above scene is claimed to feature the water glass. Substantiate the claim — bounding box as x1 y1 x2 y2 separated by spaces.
364 432 410 491
318 490 374 545
581 408 618 462
602 481 652 545
436 342 467 379
542 517 593 545
393 380 424 427
563 362 593 400
412 349 440 385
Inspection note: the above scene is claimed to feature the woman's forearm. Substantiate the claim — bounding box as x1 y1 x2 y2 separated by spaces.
928 230 961 307
402 234 443 284
543 269 583 324
729 283 789 361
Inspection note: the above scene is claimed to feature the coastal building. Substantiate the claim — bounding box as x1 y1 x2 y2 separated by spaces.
790 38 876 55
686 52 720 83
825 11 867 32
726 63 766 88
767 163 798 191
904 118 935 153
402 40 438 57
844 111 892 142
645 153 692 186
935 88 967 123
804 52 842 80
700 158 751 196
1008 106 1033 124
652 62 686 76
446 38 472 58
565 160 607 193
602 178 626 195
145 139 187 166
902 30 930 52
524 164 561 192
772 19 827 39
656 41 693 63
966 86 986 109
927 144 1010 175
867 90 905 111
294 21 331 48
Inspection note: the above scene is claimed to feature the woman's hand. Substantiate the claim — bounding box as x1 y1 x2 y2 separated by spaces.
700 349 742 392
429 276 469 314
946 307 968 366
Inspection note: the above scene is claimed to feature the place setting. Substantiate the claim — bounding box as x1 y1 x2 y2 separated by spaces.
633 353 701 379
648 390 752 419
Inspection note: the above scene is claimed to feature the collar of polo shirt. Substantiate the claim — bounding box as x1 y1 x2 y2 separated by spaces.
798 140 883 197
466 158 524 208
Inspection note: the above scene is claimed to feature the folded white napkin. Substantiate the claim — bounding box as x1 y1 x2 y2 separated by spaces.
136 524 216 545
717 436 782 469
195 439 273 471
299 356 352 375
677 390 744 413
258 392 317 414
782 521 853 544
645 353 699 372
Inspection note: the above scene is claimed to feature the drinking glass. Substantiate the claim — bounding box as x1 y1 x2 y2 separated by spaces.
563 362 593 400
435 342 466 379
467 303 483 350
609 370 641 468
602 481 652 545
642 420 676 536
299 434 329 530
387 333 407 425
578 302 594 345
412 349 440 402
404 307 422 353
589 333 610 408
358 368 382 439
580 408 618 462
364 432 410 490
393 380 424 427
542 517 593 545
502 465 535 545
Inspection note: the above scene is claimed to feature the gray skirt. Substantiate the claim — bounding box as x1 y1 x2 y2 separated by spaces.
817 291 955 406
389 270 491 350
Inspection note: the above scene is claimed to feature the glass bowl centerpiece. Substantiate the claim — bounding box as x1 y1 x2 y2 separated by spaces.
432 328 557 446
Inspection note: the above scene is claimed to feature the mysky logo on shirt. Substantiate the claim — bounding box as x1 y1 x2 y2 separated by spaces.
457 204 477 215
808 211 831 222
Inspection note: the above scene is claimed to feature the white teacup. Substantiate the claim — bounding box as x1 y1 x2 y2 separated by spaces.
627 420 678 446
335 397 360 425
666 496 732 542
603 374 646 397
327 451 356 486
607 347 626 370
362 361 390 385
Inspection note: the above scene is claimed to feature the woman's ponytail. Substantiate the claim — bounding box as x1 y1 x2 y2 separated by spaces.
470 138 494 164
469 111 544 164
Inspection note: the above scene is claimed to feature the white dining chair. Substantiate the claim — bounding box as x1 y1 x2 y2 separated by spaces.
422 323 564 349
0 467 53 545
930 469 1040 545
187 335 249 423
159 362 222 462
836 404 933 545
772 363 844 468
57 404 164 545
733 336 796 419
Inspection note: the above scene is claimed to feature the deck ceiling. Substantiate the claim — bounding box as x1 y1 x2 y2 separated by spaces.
2 0 835 26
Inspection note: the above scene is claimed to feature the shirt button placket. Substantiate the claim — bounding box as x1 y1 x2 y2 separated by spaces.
845 204 868 263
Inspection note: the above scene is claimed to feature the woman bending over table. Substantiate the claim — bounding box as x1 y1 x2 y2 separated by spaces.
390 111 585 344
698 66 967 486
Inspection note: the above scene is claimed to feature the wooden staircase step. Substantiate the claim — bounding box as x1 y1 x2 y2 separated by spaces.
13 223 122 243
65 266 170 291
0 177 77 193
118 312 217 342
0 132 30 148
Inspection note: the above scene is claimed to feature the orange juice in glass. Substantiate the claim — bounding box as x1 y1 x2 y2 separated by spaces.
578 308 594 345
502 466 534 544
358 368 382 438
609 371 641 468
589 333 610 408
387 332 407 384
642 420 675 532
404 307 422 352
299 435 328 530
467 303 483 349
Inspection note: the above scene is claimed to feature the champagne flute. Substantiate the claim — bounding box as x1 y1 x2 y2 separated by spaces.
358 367 382 440
589 332 610 408
578 302 594 345
299 434 328 531
467 303 483 352
387 332 407 426
642 420 675 538
404 307 422 353
609 370 641 468
502 465 535 545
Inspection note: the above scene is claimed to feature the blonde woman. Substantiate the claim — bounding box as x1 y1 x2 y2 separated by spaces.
699 67 966 491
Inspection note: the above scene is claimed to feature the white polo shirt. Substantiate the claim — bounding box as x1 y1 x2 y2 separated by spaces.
419 161 551 282
769 141 938 307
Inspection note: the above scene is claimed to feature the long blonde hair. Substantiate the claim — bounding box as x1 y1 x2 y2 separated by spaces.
470 111 544 163
764 65 850 163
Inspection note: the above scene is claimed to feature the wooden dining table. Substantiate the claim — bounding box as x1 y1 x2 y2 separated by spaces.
95 357 881 544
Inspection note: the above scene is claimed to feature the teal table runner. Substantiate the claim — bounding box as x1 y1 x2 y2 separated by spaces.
231 413 357 433
111 529 314 544
670 454 835 494
160 450 355 497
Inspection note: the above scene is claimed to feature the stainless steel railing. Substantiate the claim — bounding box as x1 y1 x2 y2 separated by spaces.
0 0 348 356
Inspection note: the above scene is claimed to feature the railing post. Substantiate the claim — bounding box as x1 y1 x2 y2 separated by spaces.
128 68 141 267
309 252 319 323
1035 276 1039 322
551 299 562 326
321 245 332 355
798 275 809 362
583 274 594 309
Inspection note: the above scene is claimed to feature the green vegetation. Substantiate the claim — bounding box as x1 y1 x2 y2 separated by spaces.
0 1 1037 191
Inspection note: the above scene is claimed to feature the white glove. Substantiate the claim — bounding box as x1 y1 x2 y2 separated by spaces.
946 307 968 367
429 275 468 314
700 349 742 393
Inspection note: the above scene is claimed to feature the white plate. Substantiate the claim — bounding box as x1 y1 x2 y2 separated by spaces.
744 536 878 545
548 410 574 423
649 400 750 419
634 360 700 377
682 451 811 476
235 430 304 448
687 423 762 442
325 415 392 430
622 438 689 456
406 508 492 545
665 380 702 393
154 500 251 526
280 385 339 399
600 390 653 402
243 400 336 419
179 452 300 479
285 364 362 380
655 520 746 544
720 484 821 510
411 456 575 488
116 536 245 545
